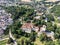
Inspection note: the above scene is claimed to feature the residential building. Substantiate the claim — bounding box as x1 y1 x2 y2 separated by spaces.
0 7 13 36
21 22 46 34
21 22 33 33
33 26 39 32
38 25 46 36
34 16 40 19
45 30 55 41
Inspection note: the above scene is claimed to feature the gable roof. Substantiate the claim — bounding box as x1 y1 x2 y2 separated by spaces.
21 23 33 29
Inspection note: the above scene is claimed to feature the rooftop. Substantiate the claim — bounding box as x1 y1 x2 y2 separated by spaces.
21 23 33 29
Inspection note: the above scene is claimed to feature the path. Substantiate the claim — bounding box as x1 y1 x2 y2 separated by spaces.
9 30 17 45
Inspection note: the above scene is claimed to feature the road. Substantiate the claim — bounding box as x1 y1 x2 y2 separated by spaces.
9 30 17 45
0 29 17 45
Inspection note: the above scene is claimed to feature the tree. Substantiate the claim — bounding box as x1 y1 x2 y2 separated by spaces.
25 39 34 45
46 15 55 22
46 22 54 31
54 27 60 39
57 39 60 45
51 5 60 17
21 39 24 45
25 40 31 45
40 33 46 42
4 6 34 21
30 31 37 42
41 0 47 1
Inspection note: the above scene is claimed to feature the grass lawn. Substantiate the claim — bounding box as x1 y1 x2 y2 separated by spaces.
34 38 44 45
17 36 44 45
0 40 8 45
17 36 29 43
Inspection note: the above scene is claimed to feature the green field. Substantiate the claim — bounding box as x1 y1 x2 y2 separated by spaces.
0 40 8 45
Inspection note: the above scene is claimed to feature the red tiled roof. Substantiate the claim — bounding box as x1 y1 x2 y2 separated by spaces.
21 23 33 29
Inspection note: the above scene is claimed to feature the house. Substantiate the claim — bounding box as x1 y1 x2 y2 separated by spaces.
44 30 55 41
36 12 43 16
33 25 39 32
21 22 46 33
45 30 54 37
38 25 46 36
21 22 54 40
40 25 46 32
37 25 55 41
21 22 47 33
34 16 40 20
21 22 33 33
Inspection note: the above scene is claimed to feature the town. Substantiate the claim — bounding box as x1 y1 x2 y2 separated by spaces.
0 0 60 45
